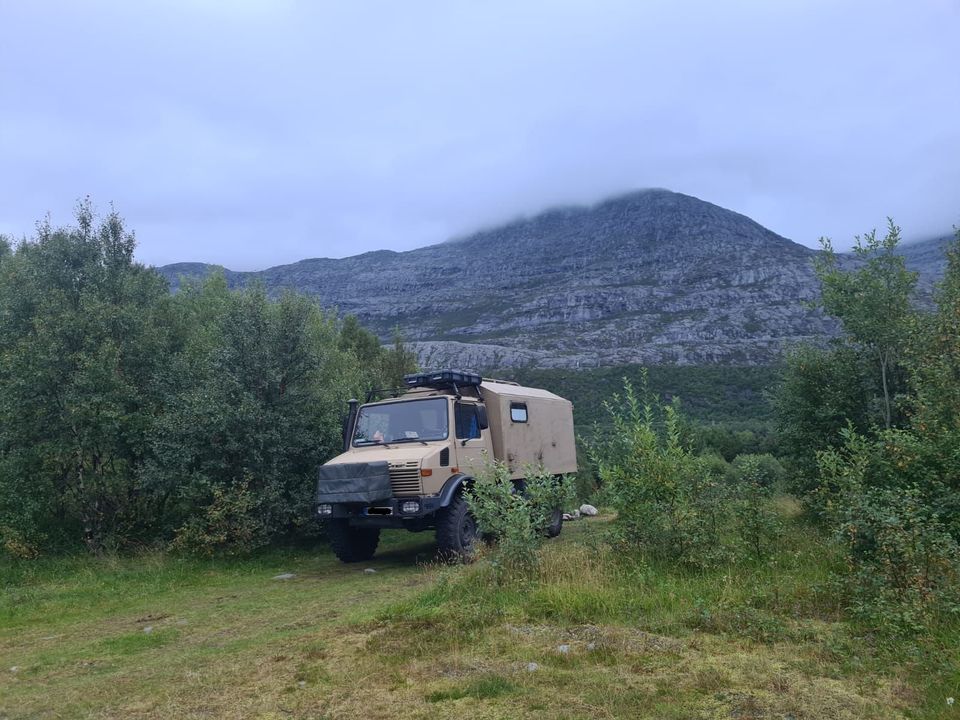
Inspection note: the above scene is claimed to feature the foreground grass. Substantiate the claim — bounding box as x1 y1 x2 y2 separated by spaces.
2 506 958 719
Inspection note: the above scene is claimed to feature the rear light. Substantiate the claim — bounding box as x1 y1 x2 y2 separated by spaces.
317 504 333 516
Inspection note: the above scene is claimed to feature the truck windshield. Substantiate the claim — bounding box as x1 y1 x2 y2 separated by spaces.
353 398 449 446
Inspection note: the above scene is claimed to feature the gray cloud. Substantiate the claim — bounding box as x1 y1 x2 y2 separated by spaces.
1 0 958 269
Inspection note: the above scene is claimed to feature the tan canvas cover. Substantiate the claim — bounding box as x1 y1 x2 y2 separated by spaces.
479 380 577 479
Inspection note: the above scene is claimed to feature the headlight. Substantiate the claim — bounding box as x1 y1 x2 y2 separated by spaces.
401 500 420 514
318 504 333 516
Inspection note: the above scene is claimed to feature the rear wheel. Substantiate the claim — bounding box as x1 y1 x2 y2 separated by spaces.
545 507 563 538
436 492 479 561
327 519 380 563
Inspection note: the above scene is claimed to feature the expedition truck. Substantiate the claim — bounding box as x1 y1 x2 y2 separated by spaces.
316 370 577 563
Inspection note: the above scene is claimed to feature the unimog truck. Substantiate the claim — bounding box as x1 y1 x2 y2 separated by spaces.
317 370 577 562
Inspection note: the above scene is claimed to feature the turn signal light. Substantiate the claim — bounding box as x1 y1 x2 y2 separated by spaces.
451 467 459 474
420 468 433 477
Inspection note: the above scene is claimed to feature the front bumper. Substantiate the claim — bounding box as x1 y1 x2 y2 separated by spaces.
318 495 444 521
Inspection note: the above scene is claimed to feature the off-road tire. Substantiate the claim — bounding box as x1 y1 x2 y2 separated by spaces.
436 491 479 561
545 507 563 538
327 519 380 563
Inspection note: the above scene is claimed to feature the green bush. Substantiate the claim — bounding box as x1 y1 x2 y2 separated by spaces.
171 478 268 556
590 378 734 569
731 453 785 489
699 452 732 482
817 429 960 634
465 460 573 579
731 456 784 562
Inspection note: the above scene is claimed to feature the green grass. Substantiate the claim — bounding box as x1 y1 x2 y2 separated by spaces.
2 507 958 719
426 675 519 703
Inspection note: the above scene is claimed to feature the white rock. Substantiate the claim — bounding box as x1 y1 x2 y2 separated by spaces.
579 504 599 516
562 513 573 521
526 662 539 672
557 644 570 654
364 568 377 574
143 626 153 634
272 573 296 580
10 666 19 673
587 642 597 651
298 681 306 688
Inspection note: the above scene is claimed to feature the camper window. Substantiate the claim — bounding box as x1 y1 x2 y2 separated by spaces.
510 402 528 423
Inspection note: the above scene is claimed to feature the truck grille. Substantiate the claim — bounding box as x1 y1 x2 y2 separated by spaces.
389 461 421 496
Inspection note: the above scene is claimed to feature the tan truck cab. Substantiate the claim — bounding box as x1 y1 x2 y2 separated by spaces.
317 370 577 562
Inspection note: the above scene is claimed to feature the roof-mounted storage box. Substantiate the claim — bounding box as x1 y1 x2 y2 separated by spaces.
404 370 483 389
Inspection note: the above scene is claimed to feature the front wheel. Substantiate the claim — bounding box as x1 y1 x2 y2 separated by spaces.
327 519 380 563
436 492 479 561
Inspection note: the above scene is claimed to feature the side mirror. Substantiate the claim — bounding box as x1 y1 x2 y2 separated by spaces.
477 405 489 431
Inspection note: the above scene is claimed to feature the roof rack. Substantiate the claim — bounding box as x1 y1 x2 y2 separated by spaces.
403 370 483 390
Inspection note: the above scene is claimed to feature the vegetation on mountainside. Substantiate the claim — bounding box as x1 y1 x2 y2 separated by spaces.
509 364 781 463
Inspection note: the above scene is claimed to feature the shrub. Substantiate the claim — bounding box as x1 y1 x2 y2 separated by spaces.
699 452 732 482
465 459 573 579
0 525 40 560
591 378 734 569
731 453 785 489
731 456 784 562
817 429 960 634
171 478 268 556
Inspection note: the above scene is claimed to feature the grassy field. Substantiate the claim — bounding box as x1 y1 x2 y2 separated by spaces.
1 506 957 719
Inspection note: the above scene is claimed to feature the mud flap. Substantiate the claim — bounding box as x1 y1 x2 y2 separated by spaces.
317 461 392 504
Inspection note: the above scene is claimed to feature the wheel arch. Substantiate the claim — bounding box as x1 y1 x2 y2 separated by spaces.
437 472 473 508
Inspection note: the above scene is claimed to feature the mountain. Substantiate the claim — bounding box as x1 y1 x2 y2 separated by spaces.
899 234 954 300
157 190 946 370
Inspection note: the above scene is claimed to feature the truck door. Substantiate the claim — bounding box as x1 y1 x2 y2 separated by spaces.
454 401 487 476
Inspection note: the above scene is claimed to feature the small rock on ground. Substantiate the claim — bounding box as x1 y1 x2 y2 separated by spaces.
364 568 377 574
557 644 570 654
272 573 297 581
10 666 19 673
579 504 598 516
526 662 539 672
143 626 153 634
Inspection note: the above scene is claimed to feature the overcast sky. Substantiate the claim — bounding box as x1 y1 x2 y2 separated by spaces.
1 1 958 269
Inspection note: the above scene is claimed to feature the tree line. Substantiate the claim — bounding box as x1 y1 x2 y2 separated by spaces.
773 221 960 630
0 202 415 556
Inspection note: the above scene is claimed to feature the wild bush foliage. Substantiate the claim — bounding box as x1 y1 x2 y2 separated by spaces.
730 453 785 489
818 429 960 634
775 222 917 485
589 377 787 569
591 379 728 568
465 460 573 579
810 228 960 632
731 455 784 561
0 202 415 555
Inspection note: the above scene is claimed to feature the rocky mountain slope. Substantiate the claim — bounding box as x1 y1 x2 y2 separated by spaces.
158 190 947 369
